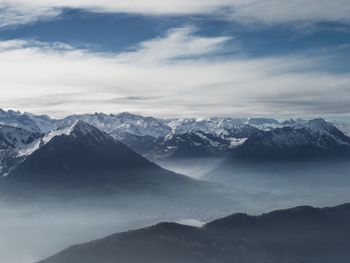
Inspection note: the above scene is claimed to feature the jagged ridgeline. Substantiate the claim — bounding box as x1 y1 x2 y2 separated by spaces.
1 109 349 165
0 120 227 213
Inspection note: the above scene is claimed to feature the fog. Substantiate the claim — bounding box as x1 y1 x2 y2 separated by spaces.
0 204 161 263
157 157 224 179
0 198 215 263
159 157 350 213
0 176 233 263
1 158 350 263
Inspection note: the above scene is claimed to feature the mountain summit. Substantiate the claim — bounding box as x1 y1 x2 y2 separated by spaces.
8 120 158 183
235 118 350 160
5 121 222 207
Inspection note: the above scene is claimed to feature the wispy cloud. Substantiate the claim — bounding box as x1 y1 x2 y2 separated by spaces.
117 27 231 63
0 1 350 28
0 27 349 118
0 3 61 27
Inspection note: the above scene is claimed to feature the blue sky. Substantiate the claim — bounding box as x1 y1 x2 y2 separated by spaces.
0 1 349 118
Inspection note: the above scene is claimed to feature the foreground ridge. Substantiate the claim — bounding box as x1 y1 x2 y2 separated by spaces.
39 203 350 263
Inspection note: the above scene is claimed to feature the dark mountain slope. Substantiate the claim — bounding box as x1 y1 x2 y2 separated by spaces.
38 203 350 263
148 131 231 159
0 124 41 175
8 121 156 182
234 118 350 160
4 121 214 200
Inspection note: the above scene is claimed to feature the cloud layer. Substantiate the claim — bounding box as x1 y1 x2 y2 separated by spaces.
0 27 349 118
0 1 350 28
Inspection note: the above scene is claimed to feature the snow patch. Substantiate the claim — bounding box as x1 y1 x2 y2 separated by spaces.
17 121 77 157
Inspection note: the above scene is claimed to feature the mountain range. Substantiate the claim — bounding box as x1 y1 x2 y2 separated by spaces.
38 203 350 263
235 118 350 160
0 109 349 263
0 109 349 172
3 120 222 205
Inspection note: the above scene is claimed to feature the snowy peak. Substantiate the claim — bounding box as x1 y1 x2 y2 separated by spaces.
148 130 232 159
2 108 350 161
292 118 350 147
8 119 164 185
63 112 171 139
235 118 350 160
0 125 41 176
17 121 105 157
0 108 58 133
70 120 101 136
295 118 331 131
0 125 40 150
49 120 99 138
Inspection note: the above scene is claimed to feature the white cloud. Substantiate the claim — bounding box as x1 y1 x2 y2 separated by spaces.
227 0 350 25
117 27 231 64
0 27 349 118
0 3 61 27
0 0 350 28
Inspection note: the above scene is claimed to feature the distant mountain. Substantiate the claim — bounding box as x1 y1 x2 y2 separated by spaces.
112 131 163 155
234 118 350 160
0 109 59 133
247 117 280 126
62 115 260 159
63 112 172 139
0 125 41 175
38 203 350 263
2 108 350 161
8 121 164 183
148 131 233 159
5 121 217 201
166 117 262 136
332 120 350 137
0 125 40 150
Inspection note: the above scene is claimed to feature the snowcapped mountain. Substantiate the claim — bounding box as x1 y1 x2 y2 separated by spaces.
63 112 171 139
148 131 234 159
17 123 77 157
1 108 350 161
235 118 350 160
0 125 41 176
0 125 40 150
0 109 59 133
166 117 261 136
58 114 260 159
9 120 153 182
4 120 224 205
6 121 200 191
332 120 350 137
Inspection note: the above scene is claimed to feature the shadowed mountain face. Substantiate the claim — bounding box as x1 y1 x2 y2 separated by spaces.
234 118 350 160
1 108 350 161
148 131 232 159
8 121 156 182
4 121 215 201
38 203 350 263
0 125 41 175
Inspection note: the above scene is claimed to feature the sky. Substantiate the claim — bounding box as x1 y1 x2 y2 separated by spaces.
0 0 349 118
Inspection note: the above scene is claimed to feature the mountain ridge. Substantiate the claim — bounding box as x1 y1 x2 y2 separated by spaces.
38 203 350 263
234 118 350 160
0 108 349 161
3 121 225 210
